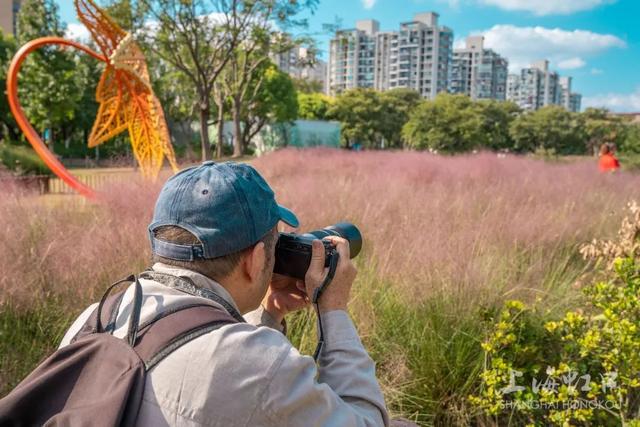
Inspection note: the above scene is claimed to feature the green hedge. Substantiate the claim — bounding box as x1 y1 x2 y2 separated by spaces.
0 144 51 176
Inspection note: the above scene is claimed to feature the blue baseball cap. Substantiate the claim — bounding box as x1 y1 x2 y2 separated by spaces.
149 161 299 260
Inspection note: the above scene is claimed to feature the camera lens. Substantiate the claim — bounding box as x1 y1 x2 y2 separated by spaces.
308 222 362 258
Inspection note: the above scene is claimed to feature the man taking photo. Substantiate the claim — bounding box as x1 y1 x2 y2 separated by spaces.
59 160 389 426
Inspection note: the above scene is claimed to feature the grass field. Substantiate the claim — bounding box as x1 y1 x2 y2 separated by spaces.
1 148 639 425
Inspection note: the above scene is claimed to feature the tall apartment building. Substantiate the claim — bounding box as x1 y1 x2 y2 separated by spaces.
569 93 582 113
558 76 582 112
386 13 453 98
558 76 573 110
327 20 378 94
507 60 561 111
0 0 21 36
507 61 582 112
506 74 520 103
373 31 394 92
450 36 508 100
329 12 453 99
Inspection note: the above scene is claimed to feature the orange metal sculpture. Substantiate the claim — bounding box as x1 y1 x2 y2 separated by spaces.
6 0 178 199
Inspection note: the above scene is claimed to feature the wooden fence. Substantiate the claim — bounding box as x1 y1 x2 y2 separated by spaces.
1 169 138 195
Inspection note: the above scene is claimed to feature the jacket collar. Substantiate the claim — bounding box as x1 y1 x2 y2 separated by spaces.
151 262 241 313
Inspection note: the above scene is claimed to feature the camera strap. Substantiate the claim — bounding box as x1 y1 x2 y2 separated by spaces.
311 249 340 361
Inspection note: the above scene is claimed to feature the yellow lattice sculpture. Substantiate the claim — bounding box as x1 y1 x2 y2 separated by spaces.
6 0 178 199
76 0 178 179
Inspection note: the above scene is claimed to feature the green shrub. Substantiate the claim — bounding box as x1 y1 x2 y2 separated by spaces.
470 203 640 425
0 144 50 176
619 153 640 172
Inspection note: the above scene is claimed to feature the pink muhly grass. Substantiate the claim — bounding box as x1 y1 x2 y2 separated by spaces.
0 175 164 307
253 148 640 302
1 149 638 309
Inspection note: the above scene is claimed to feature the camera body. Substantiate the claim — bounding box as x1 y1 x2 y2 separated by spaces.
273 223 363 280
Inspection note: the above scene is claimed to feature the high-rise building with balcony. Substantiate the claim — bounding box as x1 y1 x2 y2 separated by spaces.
450 36 508 100
558 76 582 112
385 12 453 98
559 76 573 110
507 60 562 110
328 12 453 99
569 93 582 113
507 61 581 112
327 20 378 94
328 15 585 108
373 31 395 92
0 0 21 36
506 74 520 103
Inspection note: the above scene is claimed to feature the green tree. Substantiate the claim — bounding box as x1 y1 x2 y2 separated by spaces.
402 93 484 153
621 123 640 154
0 31 18 142
292 77 323 94
379 88 421 148
327 88 384 148
212 80 231 158
297 93 332 120
15 0 80 151
151 57 198 129
133 0 317 160
582 107 625 156
104 0 143 32
509 106 585 155
52 45 103 159
71 51 100 142
222 38 275 157
131 0 251 161
240 63 298 150
222 31 315 157
475 100 520 151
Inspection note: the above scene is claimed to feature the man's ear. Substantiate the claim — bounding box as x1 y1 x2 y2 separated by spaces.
243 241 266 283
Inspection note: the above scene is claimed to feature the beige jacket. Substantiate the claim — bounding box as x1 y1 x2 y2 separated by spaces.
60 263 389 427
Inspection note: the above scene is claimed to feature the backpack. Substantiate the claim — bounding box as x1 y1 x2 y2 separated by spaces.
0 274 239 427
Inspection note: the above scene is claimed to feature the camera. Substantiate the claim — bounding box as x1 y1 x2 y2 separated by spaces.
273 223 363 280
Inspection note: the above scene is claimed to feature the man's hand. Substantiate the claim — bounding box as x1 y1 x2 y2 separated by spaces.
304 236 357 313
261 273 310 325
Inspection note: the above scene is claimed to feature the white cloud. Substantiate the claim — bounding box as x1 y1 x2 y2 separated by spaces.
591 68 604 75
453 38 466 49
362 0 376 9
476 25 625 72
583 88 640 112
65 23 91 42
64 24 91 42
478 0 615 16
557 57 586 69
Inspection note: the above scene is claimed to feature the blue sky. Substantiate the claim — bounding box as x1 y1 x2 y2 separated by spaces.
56 0 640 112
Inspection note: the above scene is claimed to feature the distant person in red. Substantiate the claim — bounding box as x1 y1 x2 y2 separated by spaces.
599 143 620 173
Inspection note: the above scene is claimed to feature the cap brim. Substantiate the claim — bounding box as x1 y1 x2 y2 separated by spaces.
278 205 299 228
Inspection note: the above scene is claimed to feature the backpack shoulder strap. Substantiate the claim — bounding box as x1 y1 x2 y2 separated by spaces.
72 273 240 369
133 304 239 370
71 275 135 344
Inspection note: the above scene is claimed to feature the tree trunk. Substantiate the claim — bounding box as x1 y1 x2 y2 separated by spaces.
199 104 212 161
216 97 225 159
232 97 243 157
